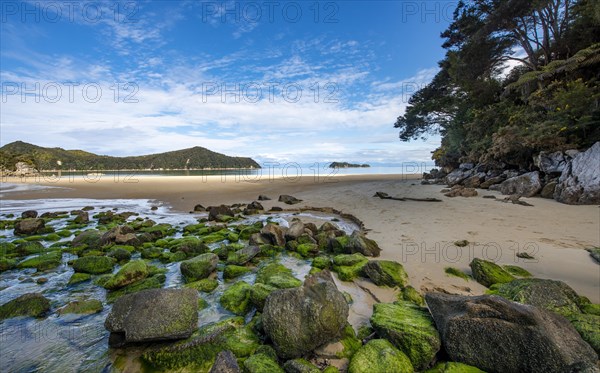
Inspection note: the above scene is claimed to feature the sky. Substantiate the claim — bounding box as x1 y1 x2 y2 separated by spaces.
0 0 456 165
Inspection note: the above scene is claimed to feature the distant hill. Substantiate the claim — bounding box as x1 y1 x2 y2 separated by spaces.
329 162 370 168
0 141 260 171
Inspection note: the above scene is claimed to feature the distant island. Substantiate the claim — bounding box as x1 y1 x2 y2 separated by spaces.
329 162 370 168
0 141 260 172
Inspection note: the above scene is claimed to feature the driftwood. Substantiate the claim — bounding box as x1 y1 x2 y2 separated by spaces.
373 192 442 202
498 195 534 207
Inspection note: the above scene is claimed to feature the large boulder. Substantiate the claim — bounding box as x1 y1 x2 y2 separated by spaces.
370 302 440 370
226 246 259 265
71 230 103 249
208 205 234 221
425 293 598 373
285 220 306 241
105 288 198 346
336 231 381 257
14 218 46 235
0 293 51 320
362 260 408 287
534 151 570 175
445 169 473 186
555 142 600 204
180 253 219 282
469 258 515 287
490 278 582 317
497 171 542 197
72 255 116 274
348 339 414 373
103 260 149 290
262 270 349 358
261 224 286 247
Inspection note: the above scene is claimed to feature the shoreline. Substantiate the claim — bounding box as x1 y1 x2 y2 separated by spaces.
1 173 599 302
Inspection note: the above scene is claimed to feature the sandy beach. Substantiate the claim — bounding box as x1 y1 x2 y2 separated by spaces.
2 173 599 302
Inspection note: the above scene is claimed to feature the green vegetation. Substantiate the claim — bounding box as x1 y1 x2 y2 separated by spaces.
0 141 260 171
395 0 600 169
445 267 470 281
348 339 414 373
329 162 370 168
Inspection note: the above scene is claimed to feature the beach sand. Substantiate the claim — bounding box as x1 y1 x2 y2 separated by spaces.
2 174 599 302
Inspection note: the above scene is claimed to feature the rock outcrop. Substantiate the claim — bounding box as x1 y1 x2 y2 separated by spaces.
554 141 600 204
497 171 542 197
425 293 598 373
262 270 349 358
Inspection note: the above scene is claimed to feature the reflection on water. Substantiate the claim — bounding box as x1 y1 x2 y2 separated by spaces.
0 198 367 372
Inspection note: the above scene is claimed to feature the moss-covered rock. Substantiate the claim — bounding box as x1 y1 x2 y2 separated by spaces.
283 358 321 373
502 265 532 277
168 236 209 257
445 267 470 281
566 313 600 354
71 230 103 249
400 286 426 306
362 260 408 287
312 255 331 270
250 283 277 311
0 257 17 272
220 281 252 315
106 274 165 302
490 278 582 317
0 293 51 320
107 247 132 262
68 272 92 285
17 251 62 271
141 246 162 259
185 278 219 293
72 255 115 274
255 262 302 289
180 253 219 282
199 230 229 244
424 361 485 372
370 302 440 370
15 241 46 256
332 253 368 281
581 303 600 316
296 243 319 258
244 353 284 373
227 245 260 265
469 258 515 287
0 241 17 256
223 265 251 280
348 339 414 373
103 260 149 290
58 299 103 315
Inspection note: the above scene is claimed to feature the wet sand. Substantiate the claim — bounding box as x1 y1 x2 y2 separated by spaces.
2 174 599 302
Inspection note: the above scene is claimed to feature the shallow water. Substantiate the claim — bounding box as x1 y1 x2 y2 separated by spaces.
0 198 364 372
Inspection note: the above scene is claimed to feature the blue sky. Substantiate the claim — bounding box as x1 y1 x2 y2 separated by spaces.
1 0 455 165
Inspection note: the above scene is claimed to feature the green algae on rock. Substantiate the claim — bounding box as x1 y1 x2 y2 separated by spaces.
469 258 515 287
444 267 470 281
0 293 51 320
362 260 409 287
184 278 219 293
103 260 149 290
58 299 103 315
348 339 414 373
223 264 251 280
220 281 252 316
72 255 116 274
180 253 219 282
332 253 368 281
17 251 62 271
370 301 440 370
68 272 92 285
424 361 485 372
244 353 284 373
256 262 302 289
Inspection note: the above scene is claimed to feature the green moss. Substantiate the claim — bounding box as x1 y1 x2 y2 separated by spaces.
200 231 228 244
424 361 486 372
220 281 252 315
103 260 149 290
17 251 62 271
107 247 132 262
357 325 374 340
469 258 515 287
244 353 284 373
72 255 115 274
255 262 302 289
141 246 162 259
297 243 319 258
363 260 409 287
239 225 262 240
24 235 44 241
57 229 73 238
332 253 368 281
337 324 362 358
283 359 320 373
68 272 92 285
161 250 187 263
567 313 600 354
445 267 470 281
312 255 331 269
0 293 51 320
224 265 251 280
257 244 283 258
323 367 341 373
370 302 440 370
168 236 209 257
58 299 103 315
180 253 219 282
185 278 219 293
581 303 600 316
0 257 17 272
43 233 61 242
250 283 277 311
198 297 209 310
227 232 239 242
106 274 165 303
400 286 426 307
502 265 532 277
15 241 45 256
348 339 414 373
0 241 17 256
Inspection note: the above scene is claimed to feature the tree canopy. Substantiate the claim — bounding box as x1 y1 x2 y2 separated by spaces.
395 0 600 169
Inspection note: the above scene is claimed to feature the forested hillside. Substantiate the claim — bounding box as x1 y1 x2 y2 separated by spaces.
0 141 260 171
395 0 600 169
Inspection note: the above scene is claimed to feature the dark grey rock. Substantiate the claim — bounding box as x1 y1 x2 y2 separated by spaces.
498 171 542 197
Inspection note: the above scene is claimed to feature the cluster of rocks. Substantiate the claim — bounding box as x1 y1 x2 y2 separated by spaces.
423 141 600 204
1 203 599 373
